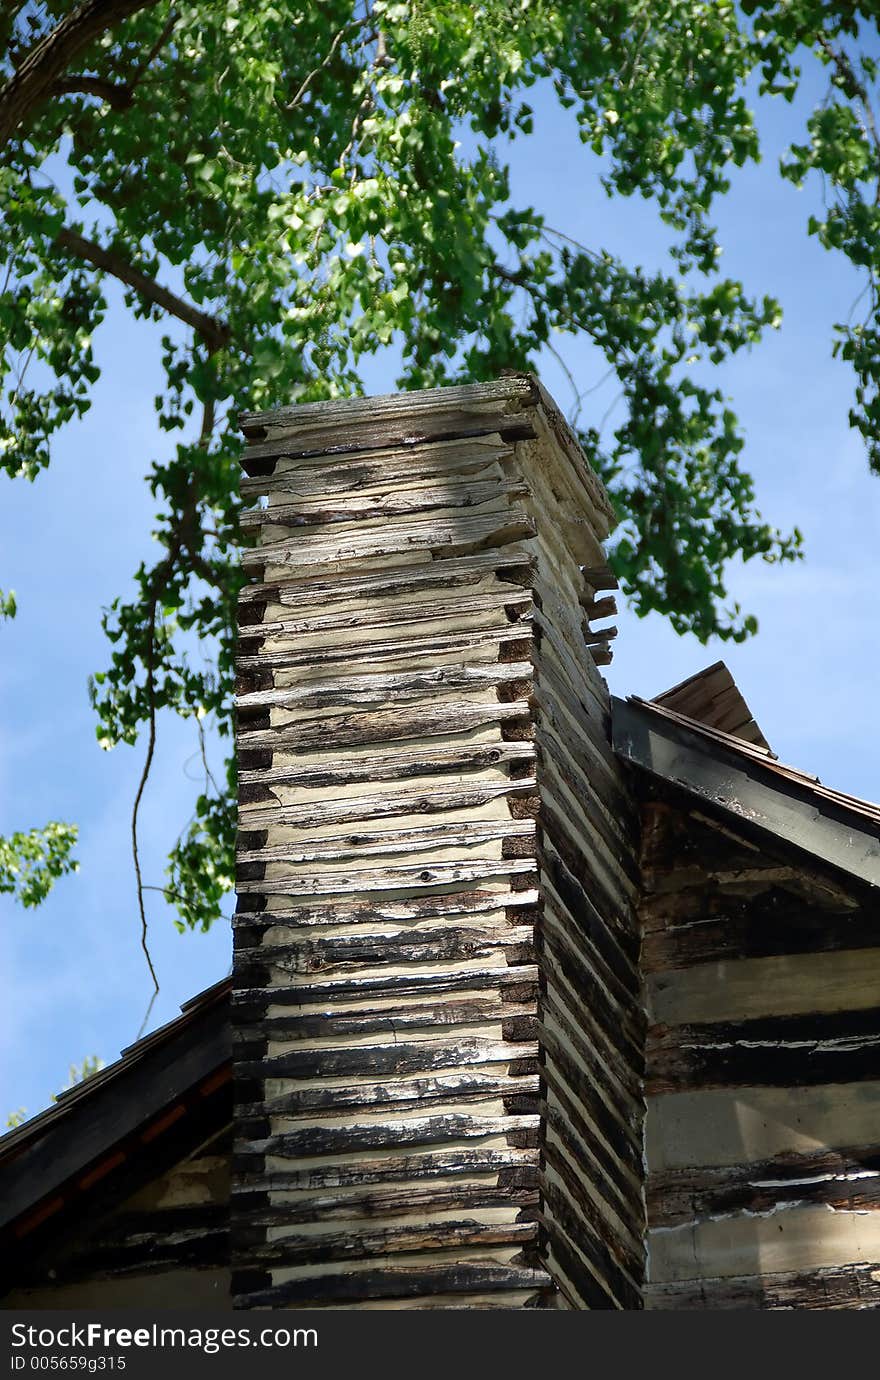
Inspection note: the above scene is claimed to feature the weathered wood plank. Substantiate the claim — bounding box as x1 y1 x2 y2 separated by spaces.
648 1141 880 1226
647 1006 880 1093
240 375 534 430
235 923 535 974
235 857 538 898
237 775 537 833
235 661 533 713
237 818 535 867
238 1147 538 1192
237 700 531 755
255 1071 540 1118
240 477 529 528
645 1263 880 1310
240 1038 539 1081
242 511 537 571
232 890 539 932
237 1218 539 1269
235 1262 551 1307
239 438 513 498
234 965 540 1015
237 740 536 792
244 1179 539 1225
236 623 531 676
237 546 535 606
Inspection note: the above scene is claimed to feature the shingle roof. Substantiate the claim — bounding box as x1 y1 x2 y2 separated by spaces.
652 660 770 750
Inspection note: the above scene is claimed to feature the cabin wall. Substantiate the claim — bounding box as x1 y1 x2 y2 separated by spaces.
518 429 646 1309
4 1139 230 1308
640 801 880 1309
232 379 646 1309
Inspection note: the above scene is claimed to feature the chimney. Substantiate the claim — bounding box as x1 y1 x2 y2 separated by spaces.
232 376 645 1309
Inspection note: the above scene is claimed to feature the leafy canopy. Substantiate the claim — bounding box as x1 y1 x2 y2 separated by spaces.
2 1 879 939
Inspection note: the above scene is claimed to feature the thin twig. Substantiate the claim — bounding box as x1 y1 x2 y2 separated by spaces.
284 15 368 111
542 335 584 425
131 608 160 1003
129 7 177 96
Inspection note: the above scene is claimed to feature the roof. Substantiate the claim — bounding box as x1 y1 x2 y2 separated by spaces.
652 661 770 750
0 977 231 1243
613 668 880 889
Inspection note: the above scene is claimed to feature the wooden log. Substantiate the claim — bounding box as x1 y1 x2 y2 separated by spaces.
256 1071 541 1117
580 595 617 621
237 775 538 833
239 1037 539 1081
237 740 536 792
237 700 532 755
234 965 540 1015
237 818 536 867
648 1140 880 1227
243 1179 539 1225
236 923 535 975
580 566 619 592
237 547 535 606
252 1113 540 1162
236 623 532 676
235 857 538 898
237 1146 539 1193
232 890 539 932
240 477 529 528
241 511 537 572
238 1217 538 1270
645 1263 880 1310
647 1006 880 1094
240 589 533 643
235 661 533 713
642 895 874 973
235 1262 552 1307
239 439 513 498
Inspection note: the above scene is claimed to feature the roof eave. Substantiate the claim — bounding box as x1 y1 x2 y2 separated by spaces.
612 695 880 891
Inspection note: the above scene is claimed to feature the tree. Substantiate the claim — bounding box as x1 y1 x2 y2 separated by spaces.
2 1 879 954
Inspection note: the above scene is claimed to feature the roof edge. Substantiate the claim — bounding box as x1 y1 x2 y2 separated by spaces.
612 694 880 891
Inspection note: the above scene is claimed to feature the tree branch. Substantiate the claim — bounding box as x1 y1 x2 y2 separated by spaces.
817 34 880 184
284 16 368 112
129 475 201 1006
0 0 163 150
55 226 231 351
51 75 134 109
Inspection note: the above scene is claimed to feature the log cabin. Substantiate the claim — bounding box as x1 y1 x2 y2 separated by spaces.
3 375 880 1310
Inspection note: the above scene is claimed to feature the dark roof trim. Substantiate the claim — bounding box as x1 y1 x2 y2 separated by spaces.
0 979 231 1235
612 695 880 890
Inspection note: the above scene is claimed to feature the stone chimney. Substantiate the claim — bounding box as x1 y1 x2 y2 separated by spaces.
232 376 644 1309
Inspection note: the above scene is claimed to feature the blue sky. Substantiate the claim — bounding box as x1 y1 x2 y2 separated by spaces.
2 61 879 1120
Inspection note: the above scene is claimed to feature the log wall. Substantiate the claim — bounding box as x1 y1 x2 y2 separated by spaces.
232 377 646 1309
3 1134 230 1308
640 801 880 1309
522 429 645 1309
